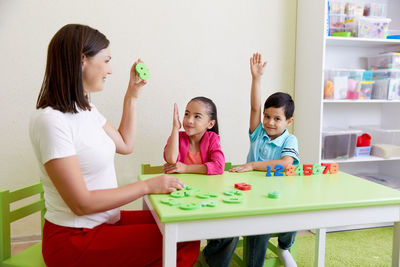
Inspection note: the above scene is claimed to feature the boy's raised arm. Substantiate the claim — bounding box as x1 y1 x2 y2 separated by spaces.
249 53 267 133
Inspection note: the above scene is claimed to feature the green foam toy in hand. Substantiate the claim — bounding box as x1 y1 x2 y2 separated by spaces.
135 62 150 80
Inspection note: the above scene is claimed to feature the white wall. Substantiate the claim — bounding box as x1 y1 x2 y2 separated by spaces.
0 0 297 236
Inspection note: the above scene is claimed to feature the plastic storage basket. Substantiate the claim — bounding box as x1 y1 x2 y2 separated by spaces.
321 128 361 159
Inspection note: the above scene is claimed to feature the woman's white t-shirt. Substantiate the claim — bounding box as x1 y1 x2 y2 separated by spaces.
29 105 120 229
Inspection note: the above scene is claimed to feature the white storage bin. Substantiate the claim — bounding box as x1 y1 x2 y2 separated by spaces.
324 69 364 99
330 14 346 34
358 17 391 39
364 2 387 17
329 1 346 15
345 2 364 17
371 69 400 100
368 53 400 70
349 125 400 146
321 128 361 159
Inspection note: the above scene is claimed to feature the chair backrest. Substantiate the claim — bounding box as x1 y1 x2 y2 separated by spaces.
141 162 233 175
0 182 45 262
141 164 163 175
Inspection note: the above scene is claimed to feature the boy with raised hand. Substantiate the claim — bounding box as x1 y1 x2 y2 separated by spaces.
230 52 299 267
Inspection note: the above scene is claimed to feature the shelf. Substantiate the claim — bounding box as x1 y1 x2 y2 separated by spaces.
326 36 400 48
323 156 400 163
323 100 400 104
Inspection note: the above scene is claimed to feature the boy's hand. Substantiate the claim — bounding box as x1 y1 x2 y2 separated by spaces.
250 53 267 80
163 162 187 174
229 163 254 173
172 103 182 130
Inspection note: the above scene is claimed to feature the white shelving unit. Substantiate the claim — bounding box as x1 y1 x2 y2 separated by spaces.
295 0 400 178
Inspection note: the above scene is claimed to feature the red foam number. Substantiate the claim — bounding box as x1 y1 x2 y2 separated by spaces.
321 163 330 174
303 164 313 176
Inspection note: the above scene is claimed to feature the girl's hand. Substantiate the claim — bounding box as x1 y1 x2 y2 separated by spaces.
250 53 267 79
229 163 254 173
163 162 187 174
173 103 182 130
144 174 184 194
127 59 148 99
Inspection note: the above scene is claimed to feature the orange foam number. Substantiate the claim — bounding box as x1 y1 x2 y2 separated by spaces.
303 164 313 176
285 164 295 176
321 163 330 174
329 163 339 174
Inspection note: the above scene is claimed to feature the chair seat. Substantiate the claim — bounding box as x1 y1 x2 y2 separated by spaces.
2 242 46 267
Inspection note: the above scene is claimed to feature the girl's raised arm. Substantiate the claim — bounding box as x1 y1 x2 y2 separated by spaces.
164 103 181 163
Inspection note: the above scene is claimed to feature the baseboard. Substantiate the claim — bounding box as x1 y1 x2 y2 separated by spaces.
11 233 41 244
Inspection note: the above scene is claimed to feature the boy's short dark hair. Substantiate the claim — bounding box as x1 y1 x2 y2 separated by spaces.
263 92 294 119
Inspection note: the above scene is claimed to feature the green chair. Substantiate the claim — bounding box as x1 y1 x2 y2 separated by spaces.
141 164 164 174
0 182 46 267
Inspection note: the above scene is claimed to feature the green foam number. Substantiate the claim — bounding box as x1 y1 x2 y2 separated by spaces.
313 163 323 175
135 62 150 80
170 190 185 198
160 197 181 206
268 191 280 199
179 203 201 210
295 165 303 176
201 200 217 207
224 190 243 196
196 193 210 199
223 197 243 204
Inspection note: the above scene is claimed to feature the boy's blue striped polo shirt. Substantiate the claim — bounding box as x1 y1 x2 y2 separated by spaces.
246 123 300 165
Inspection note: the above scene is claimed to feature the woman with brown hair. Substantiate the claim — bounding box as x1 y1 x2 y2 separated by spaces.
29 24 200 267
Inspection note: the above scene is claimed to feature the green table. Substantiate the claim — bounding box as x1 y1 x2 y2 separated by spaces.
139 171 400 267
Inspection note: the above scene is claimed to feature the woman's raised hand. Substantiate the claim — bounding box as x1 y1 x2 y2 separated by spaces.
127 59 148 98
144 174 184 194
173 103 182 130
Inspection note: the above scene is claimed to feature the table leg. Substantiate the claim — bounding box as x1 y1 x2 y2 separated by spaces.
163 224 178 267
393 222 400 267
142 197 149 210
314 228 326 267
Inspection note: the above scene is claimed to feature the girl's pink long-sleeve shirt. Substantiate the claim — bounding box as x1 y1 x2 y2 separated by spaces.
163 131 225 175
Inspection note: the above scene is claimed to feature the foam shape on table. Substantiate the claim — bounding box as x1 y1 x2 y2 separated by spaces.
223 196 243 204
268 191 280 199
179 203 201 210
